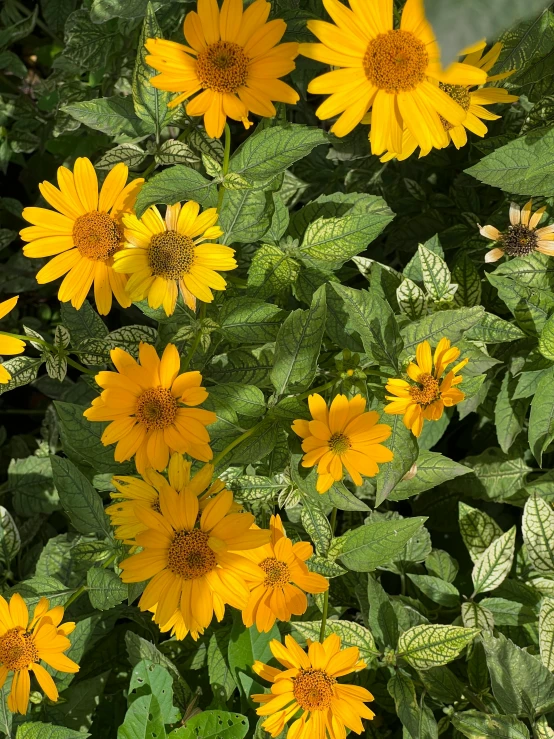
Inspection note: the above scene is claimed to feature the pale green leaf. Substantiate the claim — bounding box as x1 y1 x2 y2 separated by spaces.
397 624 479 669
472 526 516 595
459 501 503 562
339 517 427 572
523 494 554 573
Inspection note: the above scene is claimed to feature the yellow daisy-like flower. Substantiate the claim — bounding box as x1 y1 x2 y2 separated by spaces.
83 342 216 474
20 159 143 316
241 515 328 632
0 296 24 384
113 201 236 315
380 43 519 160
480 199 554 263
252 633 374 739
145 0 300 139
292 394 393 494
384 338 468 438
119 484 269 639
108 454 236 543
0 593 79 715
300 0 487 154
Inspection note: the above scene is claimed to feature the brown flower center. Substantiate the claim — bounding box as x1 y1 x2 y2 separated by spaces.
148 231 196 280
0 629 39 671
328 432 351 455
73 211 122 261
293 668 336 711
259 557 290 587
151 498 161 514
502 223 538 257
197 41 249 94
136 387 178 430
167 529 217 579
363 30 428 93
409 373 441 407
439 83 471 131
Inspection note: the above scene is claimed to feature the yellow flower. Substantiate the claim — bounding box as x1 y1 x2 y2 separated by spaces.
20 159 143 316
108 454 236 543
145 0 299 139
480 199 554 263
241 515 328 632
0 593 79 715
300 0 487 154
252 633 374 738
0 296 24 384
83 342 216 474
385 338 468 437
119 484 269 639
380 43 519 160
113 201 236 315
292 394 393 494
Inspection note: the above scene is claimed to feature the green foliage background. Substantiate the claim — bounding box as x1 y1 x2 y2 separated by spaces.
3 0 554 737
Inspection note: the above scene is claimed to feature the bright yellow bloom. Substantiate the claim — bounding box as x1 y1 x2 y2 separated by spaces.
241 515 328 632
0 296 24 384
113 201 236 315
300 0 487 154
292 394 393 494
145 0 299 138
83 342 216 474
119 484 269 639
480 199 554 263
380 43 519 160
385 338 468 437
20 160 143 316
252 633 374 739
108 454 236 543
0 594 79 715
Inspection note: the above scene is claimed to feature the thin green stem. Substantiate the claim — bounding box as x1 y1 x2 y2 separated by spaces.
64 552 118 609
66 357 97 376
319 507 337 642
1 331 96 375
296 379 336 401
216 123 232 213
182 303 207 371
212 421 262 467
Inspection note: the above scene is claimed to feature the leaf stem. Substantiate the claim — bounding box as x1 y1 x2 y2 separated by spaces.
296 379 337 401
319 507 337 642
212 420 262 467
182 302 207 371
64 552 118 609
216 123 232 213
1 332 97 375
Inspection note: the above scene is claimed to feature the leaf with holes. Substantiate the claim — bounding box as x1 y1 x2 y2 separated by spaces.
168 711 248 739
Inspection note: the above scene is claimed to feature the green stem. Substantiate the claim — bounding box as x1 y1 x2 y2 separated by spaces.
1 331 96 375
296 379 336 401
216 123 232 213
319 507 337 642
212 421 262 467
64 552 118 609
182 303 206 371
66 357 97 376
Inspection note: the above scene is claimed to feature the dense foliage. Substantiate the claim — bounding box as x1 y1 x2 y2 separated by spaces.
3 0 554 738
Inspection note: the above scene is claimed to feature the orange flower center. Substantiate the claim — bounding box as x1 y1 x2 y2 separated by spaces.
439 83 471 131
73 211 122 261
167 529 217 579
0 629 38 671
136 387 178 430
409 373 441 407
293 668 336 711
148 231 196 280
259 557 290 587
197 41 249 94
363 30 428 93
502 223 538 256
328 432 351 455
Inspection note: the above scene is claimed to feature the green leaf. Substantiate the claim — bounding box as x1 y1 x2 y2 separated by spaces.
228 618 279 702
401 306 485 353
529 369 554 464
495 373 530 453
367 575 399 648
483 632 554 716
63 96 152 139
389 452 471 501
0 506 20 564
452 253 482 307
339 517 427 572
208 629 237 703
408 574 460 607
128 660 179 724
331 283 402 373
459 501 503 562
8 455 59 516
398 624 479 670
375 414 418 506
229 125 328 185
539 598 554 671
87 568 127 610
219 189 274 245
472 526 516 596
271 284 326 394
523 494 554 573
155 139 199 167
322 481 370 512
6 576 73 609
229 417 277 465
388 673 439 739
461 602 495 632
425 549 459 583
301 497 333 556
418 243 452 301
247 243 300 300
539 313 554 360
488 273 554 335
293 620 377 663
0 356 42 395
219 298 285 344
452 711 530 739
16 724 88 739
118 694 166 739
50 456 110 536
208 384 265 419
465 312 526 343
135 166 218 217
61 300 108 345
464 448 532 503
61 10 121 72
90 0 155 22
397 277 427 319
168 711 248 739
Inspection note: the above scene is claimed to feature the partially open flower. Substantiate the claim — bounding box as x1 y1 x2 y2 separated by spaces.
480 200 554 263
